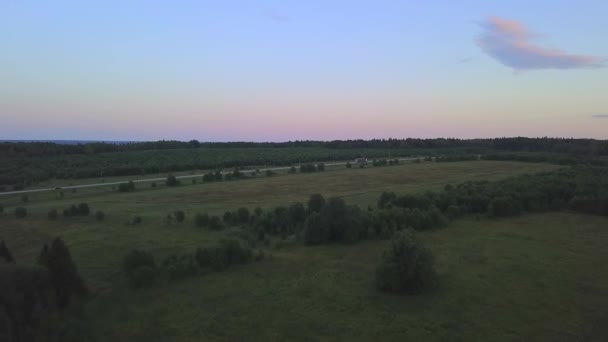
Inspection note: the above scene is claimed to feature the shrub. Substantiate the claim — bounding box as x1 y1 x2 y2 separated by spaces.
194 213 210 227
173 210 185 223
288 166 297 174
130 216 142 225
300 164 317 173
303 212 329 245
376 230 437 294
223 211 233 224
95 211 105 221
162 254 197 280
0 203 3 214
288 202 307 224
128 265 157 289
62 203 90 217
15 207 27 218
317 163 325 171
166 174 179 187
236 207 250 224
378 191 397 209
151 182 157 188
48 209 59 220
77 203 90 216
123 250 156 275
0 240 15 263
265 170 275 177
307 193 326 213
196 240 253 271
21 195 29 203
345 162 352 168
254 249 265 261
208 216 224 230
489 197 522 217
118 181 136 192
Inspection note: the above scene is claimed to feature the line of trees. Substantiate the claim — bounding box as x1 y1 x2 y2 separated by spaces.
5 137 608 189
122 239 263 289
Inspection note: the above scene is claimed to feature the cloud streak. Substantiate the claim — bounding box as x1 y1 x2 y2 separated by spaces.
477 16 606 70
592 114 608 119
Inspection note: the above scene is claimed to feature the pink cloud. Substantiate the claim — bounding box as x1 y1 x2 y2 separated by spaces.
477 16 606 70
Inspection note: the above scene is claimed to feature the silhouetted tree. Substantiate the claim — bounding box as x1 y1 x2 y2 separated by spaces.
0 240 15 263
38 238 87 308
307 194 326 213
95 211 105 221
173 210 185 223
166 174 179 187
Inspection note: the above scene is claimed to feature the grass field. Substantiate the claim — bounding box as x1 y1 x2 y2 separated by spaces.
82 212 608 341
4 160 605 341
1 161 557 288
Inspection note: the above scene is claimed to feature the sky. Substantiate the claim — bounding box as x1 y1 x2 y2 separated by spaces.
1 0 607 141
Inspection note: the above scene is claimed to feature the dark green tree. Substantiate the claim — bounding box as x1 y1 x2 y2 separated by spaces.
307 193 326 213
38 238 87 308
166 174 179 187
376 230 437 294
0 240 15 263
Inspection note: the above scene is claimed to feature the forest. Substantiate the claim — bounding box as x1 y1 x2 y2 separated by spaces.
2 137 608 189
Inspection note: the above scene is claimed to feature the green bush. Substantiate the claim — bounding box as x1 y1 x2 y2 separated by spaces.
0 240 15 263
123 250 156 275
166 174 179 187
195 240 252 271
303 212 328 245
95 211 105 221
236 207 250 224
173 210 185 223
376 230 437 294
208 216 224 230
307 193 326 213
77 203 90 216
161 254 197 280
15 207 27 218
130 216 142 225
21 194 29 203
118 181 136 192
194 213 210 227
489 196 522 217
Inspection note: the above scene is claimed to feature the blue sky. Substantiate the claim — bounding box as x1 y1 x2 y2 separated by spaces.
1 1 607 141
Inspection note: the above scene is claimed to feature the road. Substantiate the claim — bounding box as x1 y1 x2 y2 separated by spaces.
0 157 424 196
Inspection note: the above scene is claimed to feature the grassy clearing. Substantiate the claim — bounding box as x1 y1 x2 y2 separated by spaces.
0 161 556 289
84 212 608 341
4 160 597 340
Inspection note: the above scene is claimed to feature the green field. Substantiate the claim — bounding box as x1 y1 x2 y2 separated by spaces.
4 160 608 341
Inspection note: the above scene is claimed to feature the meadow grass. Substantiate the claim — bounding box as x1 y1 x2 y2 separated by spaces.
3 160 599 341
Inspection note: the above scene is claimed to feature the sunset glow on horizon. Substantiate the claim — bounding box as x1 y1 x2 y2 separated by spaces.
1 1 607 141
